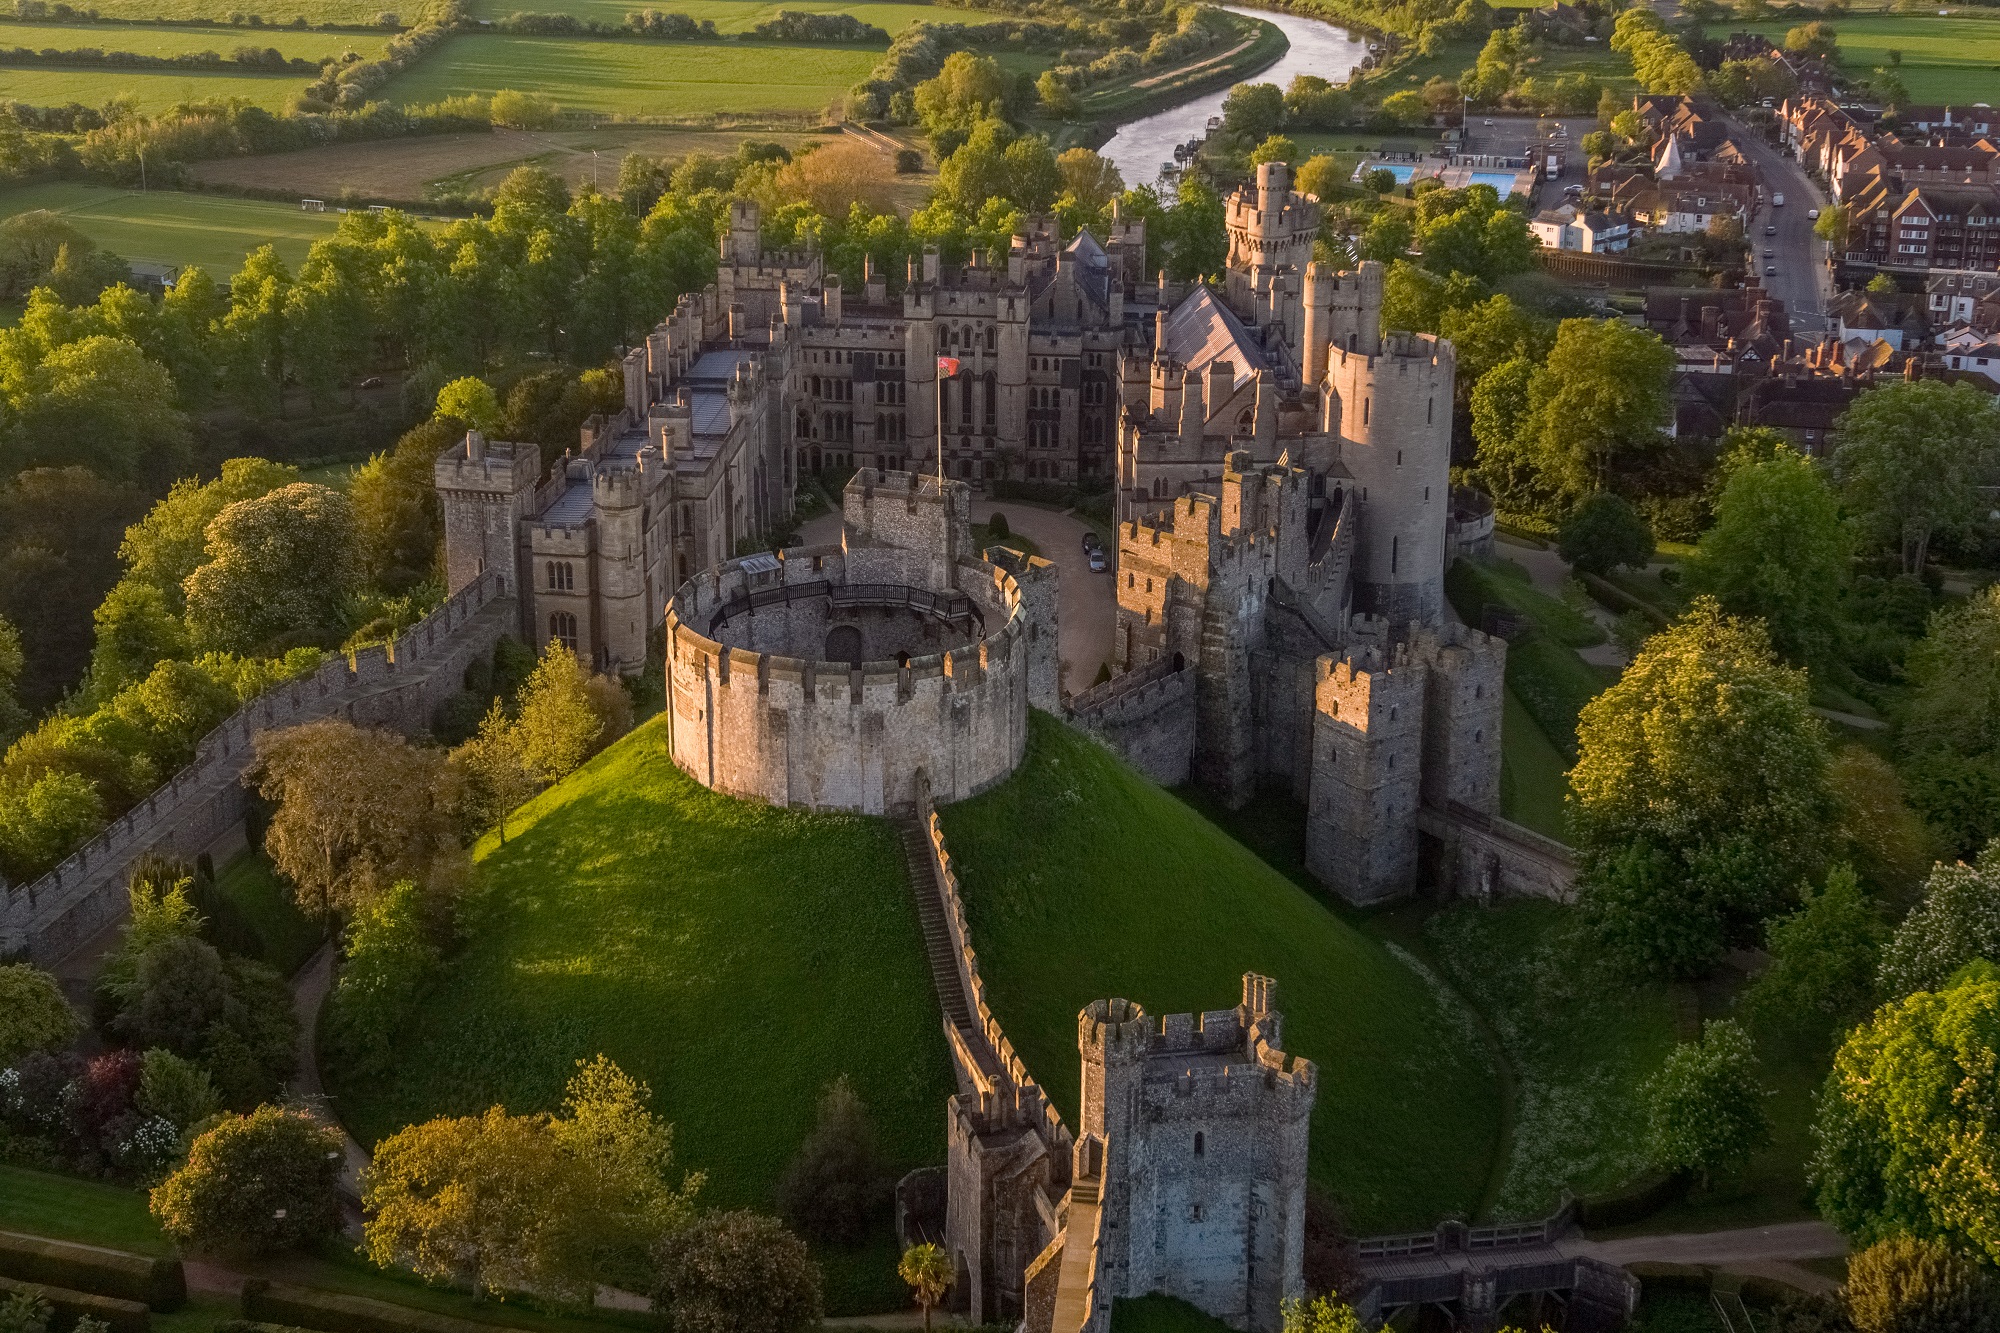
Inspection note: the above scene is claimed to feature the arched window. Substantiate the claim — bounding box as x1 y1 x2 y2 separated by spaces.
985 326 995 352
549 611 578 652
984 372 996 427
1194 1131 1204 1156
959 376 973 427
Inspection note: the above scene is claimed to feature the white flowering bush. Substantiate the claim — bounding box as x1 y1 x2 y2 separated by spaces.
1877 843 2000 1000
1642 1018 1771 1186
118 1115 183 1183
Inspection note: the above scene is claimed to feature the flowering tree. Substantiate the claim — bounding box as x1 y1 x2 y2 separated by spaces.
1642 1019 1771 1186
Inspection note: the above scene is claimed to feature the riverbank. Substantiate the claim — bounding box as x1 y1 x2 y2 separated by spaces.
1061 12 1292 154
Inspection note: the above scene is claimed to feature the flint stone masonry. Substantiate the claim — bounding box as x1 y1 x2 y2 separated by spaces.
663 470 1058 816
0 571 516 964
1064 655 1196 786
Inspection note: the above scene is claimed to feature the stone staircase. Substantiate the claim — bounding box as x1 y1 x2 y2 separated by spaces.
897 819 977 1035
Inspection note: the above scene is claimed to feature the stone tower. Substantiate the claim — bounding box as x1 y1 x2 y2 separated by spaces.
435 431 538 601
1324 331 1456 624
1307 641 1428 904
590 460 651 671
904 249 941 472
1074 974 1315 1333
1224 161 1321 328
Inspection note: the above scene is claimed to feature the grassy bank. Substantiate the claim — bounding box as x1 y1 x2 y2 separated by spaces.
939 713 1502 1233
329 716 952 1314
0 183 344 270
1446 556 1615 762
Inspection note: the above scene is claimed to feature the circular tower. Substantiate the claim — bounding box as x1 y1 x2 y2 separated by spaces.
1325 331 1456 625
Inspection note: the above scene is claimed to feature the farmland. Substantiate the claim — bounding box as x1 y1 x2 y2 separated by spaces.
1703 12 2000 104
0 18 390 57
378 33 884 117
0 62 298 108
459 0 1014 31
0 182 342 270
33 0 397 20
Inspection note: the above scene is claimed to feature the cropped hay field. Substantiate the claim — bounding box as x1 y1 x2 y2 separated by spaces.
462 0 1012 29
378 33 880 115
0 183 340 269
0 62 299 108
188 124 815 200
1705 13 2000 102
939 713 1505 1233
0 18 389 55
23 0 395 23
329 717 954 1315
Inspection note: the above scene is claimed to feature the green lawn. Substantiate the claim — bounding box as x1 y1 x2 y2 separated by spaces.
0 1165 169 1255
33 0 401 21
210 849 325 976
1446 556 1615 762
460 0 1010 30
0 20 389 56
1499 687 1569 842
1422 900 1678 1219
1110 1294 1239 1333
939 713 1503 1234
0 63 300 109
1704 13 2000 102
379 33 882 116
329 715 952 1316
0 183 340 271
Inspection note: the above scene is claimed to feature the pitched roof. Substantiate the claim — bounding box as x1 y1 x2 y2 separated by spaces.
1160 286 1266 389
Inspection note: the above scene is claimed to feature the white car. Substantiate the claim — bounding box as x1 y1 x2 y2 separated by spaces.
1809 208 1820 220
1773 192 1786 206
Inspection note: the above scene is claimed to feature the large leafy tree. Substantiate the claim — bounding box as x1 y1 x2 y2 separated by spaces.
150 1106 344 1255
1845 1235 2000 1333
1520 318 1675 509
1642 1019 1771 1185
1571 598 1834 976
1834 380 2000 575
650 1209 823 1333
1692 446 1848 667
1900 587 2000 856
0 465 140 710
1876 847 2000 1002
1748 864 1885 1031
1812 963 2000 1264
182 482 360 654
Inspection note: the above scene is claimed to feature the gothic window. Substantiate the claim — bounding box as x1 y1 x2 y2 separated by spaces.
959 377 973 427
549 611 578 652
546 561 574 591
1238 408 1253 428
984 372 996 425
1194 1132 1204 1156
1392 535 1399 573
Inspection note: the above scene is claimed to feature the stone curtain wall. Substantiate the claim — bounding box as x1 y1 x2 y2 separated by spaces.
1064 658 1196 786
0 571 515 964
1418 803 1578 903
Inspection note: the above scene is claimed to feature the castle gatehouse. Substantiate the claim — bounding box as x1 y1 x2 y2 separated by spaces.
662 469 1057 815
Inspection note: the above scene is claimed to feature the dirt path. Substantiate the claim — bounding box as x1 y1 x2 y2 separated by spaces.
290 944 371 1215
1559 1219 1848 1288
1495 536 1628 669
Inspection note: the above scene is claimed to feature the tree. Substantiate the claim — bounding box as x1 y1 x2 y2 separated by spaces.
1572 598 1833 976
898 1244 953 1333
1557 492 1654 576
1283 1294 1366 1333
776 1076 887 1245
512 642 629 786
1901 588 2000 856
1845 1235 2000 1333
0 963 78 1066
1816 204 1851 252
183 483 360 654
1035 70 1077 118
1220 82 1286 140
6 334 191 486
116 458 299 608
1785 20 1839 57
1250 134 1298 166
135 1048 219 1131
252 718 468 917
1521 319 1675 510
1812 962 2000 1262
1748 865 1885 1030
450 699 535 839
1692 447 1847 666
349 419 448 591
1830 747 1934 901
150 1106 344 1255
1876 846 2000 1002
1054 148 1122 215
1642 1019 1771 1185
435 376 502 434
324 879 438 1078
1834 380 2000 575
651 1210 823 1333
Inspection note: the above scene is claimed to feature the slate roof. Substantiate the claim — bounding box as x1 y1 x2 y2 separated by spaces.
1159 286 1265 389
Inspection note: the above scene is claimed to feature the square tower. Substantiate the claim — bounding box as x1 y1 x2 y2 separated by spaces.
1306 643 1427 904
435 431 539 601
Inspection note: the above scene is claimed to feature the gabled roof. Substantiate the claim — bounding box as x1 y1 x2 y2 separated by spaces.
1160 286 1265 389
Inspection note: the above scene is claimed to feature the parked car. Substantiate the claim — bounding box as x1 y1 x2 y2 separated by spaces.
1087 546 1108 572
1081 531 1101 554
1808 208 1820 220
1763 248 1774 257
1773 192 1785 206
1765 264 1778 276
1766 225 1778 236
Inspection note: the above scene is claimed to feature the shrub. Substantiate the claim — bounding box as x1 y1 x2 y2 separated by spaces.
775 1076 887 1246
652 1210 822 1333
1641 1018 1771 1185
323 880 437 1078
1846 1235 1999 1333
0 964 79 1066
136 1048 219 1131
150 1106 343 1256
893 148 922 173
67 1049 143 1159
1558 491 1654 576
0 1293 51 1333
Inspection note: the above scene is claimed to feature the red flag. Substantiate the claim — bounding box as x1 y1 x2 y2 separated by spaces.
937 355 960 378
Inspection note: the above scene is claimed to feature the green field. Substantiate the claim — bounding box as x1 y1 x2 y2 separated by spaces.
0 1164 170 1255
34 0 401 21
330 716 953 1315
939 713 1503 1233
379 33 881 116
0 183 340 270
462 0 1009 30
0 63 298 109
1705 13 2000 103
0 19 389 56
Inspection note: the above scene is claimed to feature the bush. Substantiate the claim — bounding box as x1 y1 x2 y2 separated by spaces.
1846 1236 1999 1333
322 881 437 1079
987 511 1009 539
149 1106 343 1256
651 1210 822 1333
1558 492 1654 576
774 1076 888 1246
135 1049 219 1132
893 148 922 173
0 964 79 1066
0 1233 186 1312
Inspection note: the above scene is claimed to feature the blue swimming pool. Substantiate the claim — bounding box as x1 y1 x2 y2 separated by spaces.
1356 162 1419 183
1469 170 1520 193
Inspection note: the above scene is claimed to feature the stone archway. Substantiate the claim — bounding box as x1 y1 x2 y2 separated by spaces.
824 624 864 666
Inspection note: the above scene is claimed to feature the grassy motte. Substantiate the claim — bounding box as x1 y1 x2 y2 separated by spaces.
330 717 952 1314
0 184 345 270
1446 556 1615 761
378 34 881 115
938 713 1502 1233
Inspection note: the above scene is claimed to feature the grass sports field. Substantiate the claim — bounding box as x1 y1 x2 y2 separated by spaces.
1706 12 2000 103
0 183 340 270
0 63 298 109
379 34 880 116
330 716 953 1315
940 713 1503 1233
460 0 1011 29
0 19 389 56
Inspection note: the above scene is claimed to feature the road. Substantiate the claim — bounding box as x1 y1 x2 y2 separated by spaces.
1722 116 1835 334
799 499 1117 696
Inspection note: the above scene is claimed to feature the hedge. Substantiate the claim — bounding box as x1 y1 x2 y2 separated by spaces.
241 1281 533 1333
0 1274 151 1333
0 1233 185 1312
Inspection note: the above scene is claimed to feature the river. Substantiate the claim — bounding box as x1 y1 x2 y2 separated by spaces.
1098 5 1373 190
